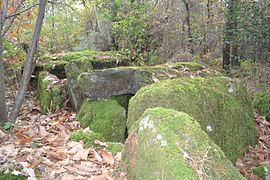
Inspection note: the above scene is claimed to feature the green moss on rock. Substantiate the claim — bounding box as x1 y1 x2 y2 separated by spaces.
127 77 256 163
112 95 133 111
70 130 105 148
37 71 63 114
107 142 124 156
169 62 204 71
252 165 270 179
254 93 270 121
76 100 127 142
119 107 244 179
35 60 68 79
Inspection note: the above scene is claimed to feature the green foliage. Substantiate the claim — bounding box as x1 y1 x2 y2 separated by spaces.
41 1 83 53
98 1 155 64
254 93 270 120
252 165 270 180
231 61 257 78
2 122 15 130
0 172 27 180
223 0 270 62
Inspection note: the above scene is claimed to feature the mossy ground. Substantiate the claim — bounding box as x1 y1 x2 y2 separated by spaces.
70 131 123 154
127 77 256 163
37 71 63 114
231 61 257 78
70 130 105 148
107 142 124 156
120 108 244 179
0 173 27 180
76 100 127 142
169 62 204 71
254 93 270 120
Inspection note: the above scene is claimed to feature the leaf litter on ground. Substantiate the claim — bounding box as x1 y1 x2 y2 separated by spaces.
0 85 120 179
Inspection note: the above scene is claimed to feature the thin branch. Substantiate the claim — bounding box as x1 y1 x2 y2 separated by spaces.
1 0 9 25
6 3 39 19
2 1 23 37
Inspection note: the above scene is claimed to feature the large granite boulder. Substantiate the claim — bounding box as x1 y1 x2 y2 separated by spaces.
118 107 244 179
127 77 256 163
72 66 181 109
59 51 130 110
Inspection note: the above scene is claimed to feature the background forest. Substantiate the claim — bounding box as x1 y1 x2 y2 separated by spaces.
2 0 270 66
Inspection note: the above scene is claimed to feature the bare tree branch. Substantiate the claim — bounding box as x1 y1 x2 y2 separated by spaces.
2 0 23 37
6 3 39 19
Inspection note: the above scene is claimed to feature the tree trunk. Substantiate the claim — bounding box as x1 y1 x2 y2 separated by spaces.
0 0 8 123
182 0 194 55
8 0 47 122
223 42 230 70
223 0 239 69
0 35 8 123
231 44 239 67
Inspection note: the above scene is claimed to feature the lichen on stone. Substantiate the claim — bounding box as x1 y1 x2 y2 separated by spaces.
119 107 245 179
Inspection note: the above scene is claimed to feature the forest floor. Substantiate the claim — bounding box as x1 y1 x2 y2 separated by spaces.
0 62 269 179
0 85 118 180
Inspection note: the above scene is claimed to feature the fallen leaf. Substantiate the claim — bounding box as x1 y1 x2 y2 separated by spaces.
15 132 32 145
100 149 114 165
92 149 102 162
60 173 74 180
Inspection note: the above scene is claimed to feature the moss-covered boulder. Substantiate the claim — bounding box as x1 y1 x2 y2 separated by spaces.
62 51 131 110
37 72 63 114
36 50 131 79
127 77 256 163
77 66 181 102
76 100 126 142
252 165 270 179
35 60 67 79
119 108 244 179
254 93 270 121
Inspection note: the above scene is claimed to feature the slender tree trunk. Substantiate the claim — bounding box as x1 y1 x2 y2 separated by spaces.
223 42 230 70
203 0 211 54
231 44 239 67
94 5 101 33
182 0 194 55
0 35 8 123
0 0 8 123
50 0 55 53
8 0 47 122
223 0 239 69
